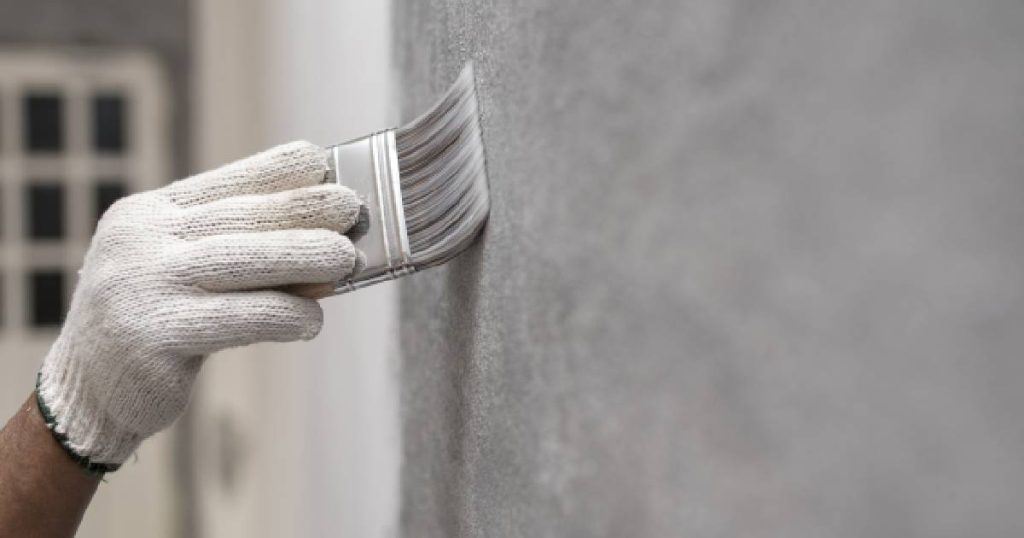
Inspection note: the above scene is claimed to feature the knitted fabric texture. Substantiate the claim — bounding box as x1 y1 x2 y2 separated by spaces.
38 141 360 466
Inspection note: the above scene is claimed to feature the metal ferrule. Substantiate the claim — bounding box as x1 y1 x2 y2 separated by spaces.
324 130 415 294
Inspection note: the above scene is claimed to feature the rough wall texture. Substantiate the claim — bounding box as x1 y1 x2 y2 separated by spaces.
396 1 1024 536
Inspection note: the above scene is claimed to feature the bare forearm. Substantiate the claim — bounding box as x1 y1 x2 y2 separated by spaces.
0 394 100 538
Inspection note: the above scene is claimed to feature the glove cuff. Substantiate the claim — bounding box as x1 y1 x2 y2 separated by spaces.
37 352 142 470
35 377 122 474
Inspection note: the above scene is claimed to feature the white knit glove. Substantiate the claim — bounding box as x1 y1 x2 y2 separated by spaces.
36 141 360 471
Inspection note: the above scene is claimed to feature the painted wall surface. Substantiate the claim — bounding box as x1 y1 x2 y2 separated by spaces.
395 1 1024 536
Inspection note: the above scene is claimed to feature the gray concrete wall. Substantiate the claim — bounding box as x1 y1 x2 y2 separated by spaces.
396 1 1024 536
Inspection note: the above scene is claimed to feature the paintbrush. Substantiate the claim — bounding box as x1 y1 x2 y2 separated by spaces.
303 63 488 296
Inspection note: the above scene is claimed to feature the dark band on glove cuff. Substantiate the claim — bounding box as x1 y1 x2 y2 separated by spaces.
35 373 121 475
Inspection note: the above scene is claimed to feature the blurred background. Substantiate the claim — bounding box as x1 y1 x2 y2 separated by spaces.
0 1 399 536
2 1 1024 537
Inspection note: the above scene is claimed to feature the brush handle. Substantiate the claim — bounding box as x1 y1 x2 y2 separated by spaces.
321 130 416 295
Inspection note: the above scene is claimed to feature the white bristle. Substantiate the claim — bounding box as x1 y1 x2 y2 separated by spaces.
396 63 489 268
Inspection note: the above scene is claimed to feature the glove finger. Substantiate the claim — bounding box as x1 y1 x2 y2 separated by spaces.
162 141 327 208
167 291 324 355
169 229 357 292
177 184 362 238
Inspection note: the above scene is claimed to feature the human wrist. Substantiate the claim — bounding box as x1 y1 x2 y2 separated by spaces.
0 393 101 536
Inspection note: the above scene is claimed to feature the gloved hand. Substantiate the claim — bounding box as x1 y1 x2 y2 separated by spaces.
36 141 360 471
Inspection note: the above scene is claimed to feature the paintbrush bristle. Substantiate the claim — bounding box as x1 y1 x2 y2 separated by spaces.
396 64 489 268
